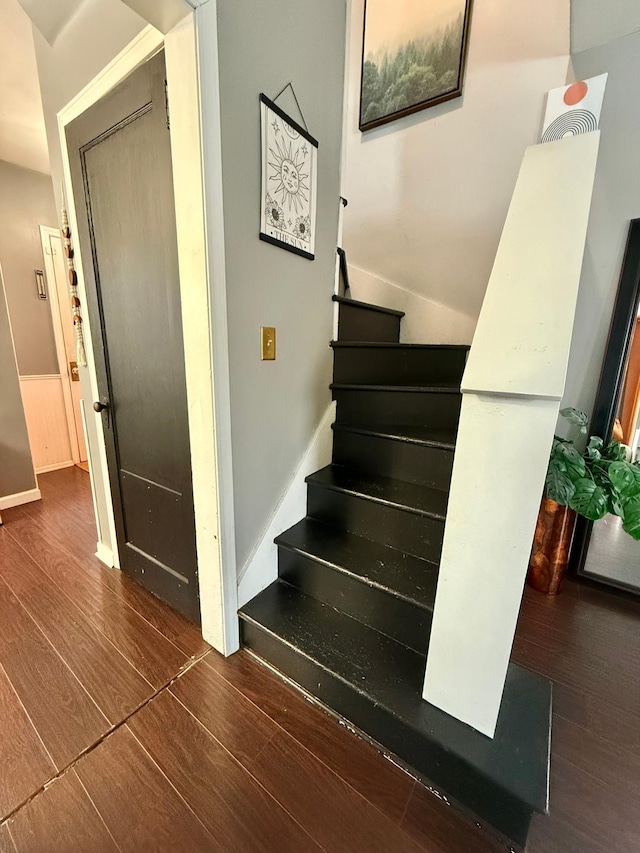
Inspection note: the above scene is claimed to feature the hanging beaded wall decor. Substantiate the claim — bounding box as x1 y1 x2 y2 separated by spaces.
61 207 87 367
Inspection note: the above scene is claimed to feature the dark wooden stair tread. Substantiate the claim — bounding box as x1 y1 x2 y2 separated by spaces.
332 294 405 318
239 582 551 817
306 465 448 519
331 382 460 394
332 423 457 450
275 518 438 610
330 341 470 351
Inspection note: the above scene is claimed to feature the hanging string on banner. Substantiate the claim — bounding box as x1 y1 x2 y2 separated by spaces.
271 81 310 133
61 206 87 367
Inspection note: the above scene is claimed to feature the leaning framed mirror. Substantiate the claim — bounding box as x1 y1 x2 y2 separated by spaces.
572 218 640 593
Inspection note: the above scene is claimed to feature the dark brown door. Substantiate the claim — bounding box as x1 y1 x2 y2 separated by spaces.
67 51 200 623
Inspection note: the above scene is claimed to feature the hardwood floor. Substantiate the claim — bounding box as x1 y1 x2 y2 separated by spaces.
0 467 639 851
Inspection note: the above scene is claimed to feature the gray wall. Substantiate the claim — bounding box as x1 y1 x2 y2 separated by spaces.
32 0 147 550
0 159 57 376
215 0 347 571
0 268 36 498
571 0 640 53
562 30 640 420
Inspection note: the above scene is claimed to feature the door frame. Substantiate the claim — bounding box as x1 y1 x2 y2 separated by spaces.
56 15 239 654
39 225 84 466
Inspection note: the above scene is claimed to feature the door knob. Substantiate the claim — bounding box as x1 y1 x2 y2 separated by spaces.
93 400 109 413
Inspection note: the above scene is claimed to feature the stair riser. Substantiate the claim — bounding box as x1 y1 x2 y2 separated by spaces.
240 619 534 848
332 429 454 491
333 388 462 429
278 548 432 653
307 483 444 562
332 347 467 386
337 303 401 343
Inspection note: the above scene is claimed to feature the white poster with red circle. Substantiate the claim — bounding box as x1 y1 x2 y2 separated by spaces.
540 74 608 144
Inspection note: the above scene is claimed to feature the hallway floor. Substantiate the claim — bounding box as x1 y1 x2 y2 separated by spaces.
0 468 638 851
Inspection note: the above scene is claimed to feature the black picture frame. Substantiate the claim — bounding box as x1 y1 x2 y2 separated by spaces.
358 0 474 133
571 219 640 593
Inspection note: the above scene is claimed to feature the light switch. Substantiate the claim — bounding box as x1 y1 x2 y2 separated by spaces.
261 326 276 360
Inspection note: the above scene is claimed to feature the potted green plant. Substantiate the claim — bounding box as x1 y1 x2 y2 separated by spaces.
528 407 640 594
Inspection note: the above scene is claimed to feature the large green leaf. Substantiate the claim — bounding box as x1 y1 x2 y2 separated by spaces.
569 478 609 520
560 407 589 434
553 442 586 476
609 461 640 499
546 461 576 505
586 436 603 461
604 441 627 461
621 498 640 540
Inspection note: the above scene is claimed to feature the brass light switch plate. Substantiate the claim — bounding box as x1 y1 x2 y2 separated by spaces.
261 327 276 360
69 361 80 382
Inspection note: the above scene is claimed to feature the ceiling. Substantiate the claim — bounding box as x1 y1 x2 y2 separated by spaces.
0 0 51 174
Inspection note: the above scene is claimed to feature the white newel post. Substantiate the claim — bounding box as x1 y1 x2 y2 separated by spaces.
423 132 601 738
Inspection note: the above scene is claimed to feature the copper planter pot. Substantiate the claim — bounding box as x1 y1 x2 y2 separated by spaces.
527 497 577 595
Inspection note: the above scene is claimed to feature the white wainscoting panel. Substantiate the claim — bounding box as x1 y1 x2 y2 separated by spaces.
19 375 74 473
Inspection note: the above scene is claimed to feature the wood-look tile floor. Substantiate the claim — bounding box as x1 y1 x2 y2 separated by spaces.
0 468 639 851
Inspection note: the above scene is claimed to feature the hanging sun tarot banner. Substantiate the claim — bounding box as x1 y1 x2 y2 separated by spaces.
260 94 318 261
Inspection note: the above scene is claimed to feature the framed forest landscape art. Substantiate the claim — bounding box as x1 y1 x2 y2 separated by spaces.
359 0 474 132
260 93 318 261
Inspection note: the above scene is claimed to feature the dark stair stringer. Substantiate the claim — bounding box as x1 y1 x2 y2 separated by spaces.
239 293 552 848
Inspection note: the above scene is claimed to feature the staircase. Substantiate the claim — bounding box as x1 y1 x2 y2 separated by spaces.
239 294 552 848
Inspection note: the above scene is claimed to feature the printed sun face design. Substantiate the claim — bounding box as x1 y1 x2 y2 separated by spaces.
294 215 311 243
268 137 309 215
265 195 285 229
281 160 299 194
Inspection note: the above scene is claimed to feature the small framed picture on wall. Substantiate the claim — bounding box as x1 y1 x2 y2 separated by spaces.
359 0 474 132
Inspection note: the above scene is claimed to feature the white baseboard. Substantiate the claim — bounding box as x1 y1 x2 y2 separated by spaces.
95 541 116 568
237 401 336 608
36 461 75 475
0 488 42 510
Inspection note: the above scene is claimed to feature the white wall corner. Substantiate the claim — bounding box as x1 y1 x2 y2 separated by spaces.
237 401 336 608
0 487 41 511
120 0 191 34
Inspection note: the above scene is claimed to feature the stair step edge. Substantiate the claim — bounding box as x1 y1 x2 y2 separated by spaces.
332 294 405 318
305 471 447 520
330 341 470 350
331 383 461 394
331 423 456 450
274 537 436 612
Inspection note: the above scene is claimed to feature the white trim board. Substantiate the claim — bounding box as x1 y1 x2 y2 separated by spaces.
195 1 239 652
95 541 116 569
238 402 336 608
0 488 41 511
57 16 237 654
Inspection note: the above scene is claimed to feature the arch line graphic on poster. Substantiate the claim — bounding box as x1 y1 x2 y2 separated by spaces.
259 93 318 261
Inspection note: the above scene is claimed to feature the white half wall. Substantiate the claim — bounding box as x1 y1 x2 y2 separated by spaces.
423 131 600 738
238 402 335 608
342 0 570 339
347 265 476 344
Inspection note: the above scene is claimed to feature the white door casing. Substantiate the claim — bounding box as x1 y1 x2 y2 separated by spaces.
56 14 238 653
